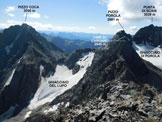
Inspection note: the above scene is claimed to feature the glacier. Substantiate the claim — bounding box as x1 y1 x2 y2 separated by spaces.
133 42 162 70
28 52 95 110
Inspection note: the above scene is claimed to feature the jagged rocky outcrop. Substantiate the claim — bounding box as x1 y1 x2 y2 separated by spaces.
64 48 95 74
133 24 162 47
22 30 162 122
26 80 162 122
0 24 66 119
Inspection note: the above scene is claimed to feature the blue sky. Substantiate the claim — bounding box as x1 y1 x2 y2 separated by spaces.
0 0 162 34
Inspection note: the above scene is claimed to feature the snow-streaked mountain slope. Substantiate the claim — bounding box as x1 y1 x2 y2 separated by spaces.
28 52 95 110
133 42 162 70
3 58 22 88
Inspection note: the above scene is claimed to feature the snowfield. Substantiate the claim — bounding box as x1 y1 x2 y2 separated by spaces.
24 111 32 119
28 52 95 110
133 42 162 70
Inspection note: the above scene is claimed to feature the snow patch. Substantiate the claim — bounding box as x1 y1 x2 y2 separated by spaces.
4 68 16 87
65 102 70 108
133 42 162 69
44 103 60 114
5 43 14 55
28 52 95 110
49 103 60 112
17 57 22 64
40 65 44 75
24 111 32 119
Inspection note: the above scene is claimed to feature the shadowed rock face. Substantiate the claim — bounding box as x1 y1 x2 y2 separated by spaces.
64 49 94 68
0 24 66 117
133 24 162 47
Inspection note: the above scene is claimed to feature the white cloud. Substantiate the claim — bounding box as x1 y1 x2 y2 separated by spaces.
27 22 54 30
0 20 21 29
129 26 138 34
6 20 53 30
102 0 162 25
0 20 80 32
44 16 49 19
130 26 137 31
99 0 109 5
88 26 96 30
8 13 15 17
0 23 8 28
5 6 15 13
27 13 41 19
7 20 21 25
0 20 50 30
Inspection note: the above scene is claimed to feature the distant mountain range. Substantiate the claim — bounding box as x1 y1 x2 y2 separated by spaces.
42 33 98 53
40 31 113 41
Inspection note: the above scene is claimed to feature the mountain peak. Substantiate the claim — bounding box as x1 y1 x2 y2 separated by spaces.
148 24 154 27
0 24 66 119
21 23 34 31
3 23 36 39
112 30 132 41
22 23 29 27
0 24 64 70
133 24 162 47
